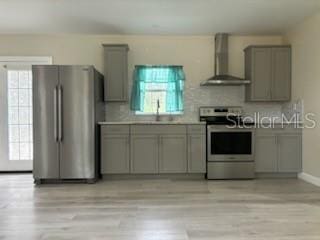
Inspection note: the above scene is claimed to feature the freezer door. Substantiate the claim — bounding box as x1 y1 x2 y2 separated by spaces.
33 65 60 179
59 66 95 179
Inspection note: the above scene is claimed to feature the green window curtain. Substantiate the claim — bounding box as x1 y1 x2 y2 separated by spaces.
130 65 185 112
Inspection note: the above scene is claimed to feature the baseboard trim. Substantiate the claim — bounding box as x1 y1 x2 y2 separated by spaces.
298 172 320 187
255 173 297 178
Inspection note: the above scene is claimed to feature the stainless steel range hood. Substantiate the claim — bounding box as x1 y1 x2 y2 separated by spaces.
201 33 250 86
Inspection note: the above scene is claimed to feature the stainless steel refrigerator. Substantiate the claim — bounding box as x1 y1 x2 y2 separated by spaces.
32 65 104 184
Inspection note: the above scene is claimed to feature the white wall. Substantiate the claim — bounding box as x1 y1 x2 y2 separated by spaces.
285 11 320 178
0 34 284 121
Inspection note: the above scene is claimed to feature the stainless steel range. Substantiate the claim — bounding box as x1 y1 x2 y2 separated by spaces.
199 106 255 180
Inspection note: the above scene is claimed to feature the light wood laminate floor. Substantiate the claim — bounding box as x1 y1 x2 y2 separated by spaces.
0 174 320 240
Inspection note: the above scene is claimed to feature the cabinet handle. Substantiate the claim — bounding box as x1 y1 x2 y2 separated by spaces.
58 85 63 141
53 86 58 142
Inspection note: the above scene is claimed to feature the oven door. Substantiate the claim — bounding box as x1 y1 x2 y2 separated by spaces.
207 125 254 162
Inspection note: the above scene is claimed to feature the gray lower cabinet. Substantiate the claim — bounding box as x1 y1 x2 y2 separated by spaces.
255 134 278 172
245 46 291 102
101 124 206 175
255 128 302 173
130 134 159 174
159 135 187 173
278 134 302 172
101 134 130 174
188 134 206 173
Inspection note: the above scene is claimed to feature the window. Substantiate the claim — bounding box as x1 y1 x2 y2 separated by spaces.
130 65 185 114
7 67 33 161
142 82 167 114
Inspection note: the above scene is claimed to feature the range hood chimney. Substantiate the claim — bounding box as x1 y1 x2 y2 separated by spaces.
201 33 250 86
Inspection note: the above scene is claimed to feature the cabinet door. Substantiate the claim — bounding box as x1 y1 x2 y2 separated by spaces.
271 48 291 101
255 134 278 172
188 134 206 173
103 45 128 102
130 135 158 173
101 135 129 174
159 135 187 173
278 134 301 172
250 48 272 101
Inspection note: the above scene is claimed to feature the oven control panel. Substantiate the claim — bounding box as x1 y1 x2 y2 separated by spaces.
199 106 243 117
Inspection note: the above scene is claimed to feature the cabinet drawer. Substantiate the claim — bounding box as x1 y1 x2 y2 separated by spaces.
101 125 130 135
130 125 186 135
187 125 206 134
255 126 302 135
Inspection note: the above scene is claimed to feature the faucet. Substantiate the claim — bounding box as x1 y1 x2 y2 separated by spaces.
155 99 160 121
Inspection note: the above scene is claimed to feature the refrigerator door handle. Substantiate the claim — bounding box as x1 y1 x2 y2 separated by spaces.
58 85 63 141
53 86 58 142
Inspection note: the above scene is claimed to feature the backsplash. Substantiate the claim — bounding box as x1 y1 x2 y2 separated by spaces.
281 99 304 122
105 85 283 122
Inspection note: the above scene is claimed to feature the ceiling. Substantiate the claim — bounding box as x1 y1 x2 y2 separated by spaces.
0 0 319 35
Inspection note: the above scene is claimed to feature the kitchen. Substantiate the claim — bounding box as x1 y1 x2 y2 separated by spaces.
0 0 320 239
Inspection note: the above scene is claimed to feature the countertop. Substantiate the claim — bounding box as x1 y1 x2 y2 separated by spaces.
98 121 206 125
98 121 302 126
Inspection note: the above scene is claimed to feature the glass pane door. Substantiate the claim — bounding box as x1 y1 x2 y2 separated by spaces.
0 65 33 171
8 68 33 161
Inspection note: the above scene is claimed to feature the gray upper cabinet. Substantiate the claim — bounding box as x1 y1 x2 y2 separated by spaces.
103 44 129 102
271 48 291 101
245 46 291 102
246 48 272 101
159 135 187 173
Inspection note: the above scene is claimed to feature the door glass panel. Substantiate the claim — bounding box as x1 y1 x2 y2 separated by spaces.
7 69 33 161
211 132 252 155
